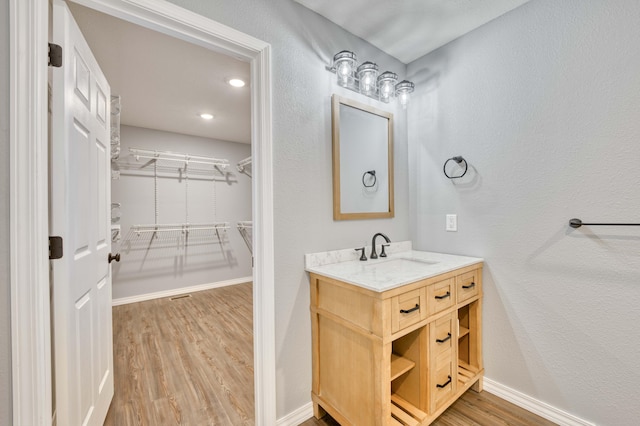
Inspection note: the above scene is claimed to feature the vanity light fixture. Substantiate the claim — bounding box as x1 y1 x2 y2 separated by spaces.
333 50 357 87
378 71 398 103
328 50 415 107
357 61 378 96
395 80 415 109
200 113 214 120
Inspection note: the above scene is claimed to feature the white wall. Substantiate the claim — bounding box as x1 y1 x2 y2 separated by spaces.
165 0 411 418
111 125 253 300
0 0 11 422
407 1 640 424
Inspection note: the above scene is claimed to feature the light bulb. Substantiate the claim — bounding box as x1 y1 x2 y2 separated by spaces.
337 62 352 84
399 92 409 107
357 62 378 96
377 71 398 103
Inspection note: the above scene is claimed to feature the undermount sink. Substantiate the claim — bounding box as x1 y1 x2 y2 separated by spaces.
363 257 438 273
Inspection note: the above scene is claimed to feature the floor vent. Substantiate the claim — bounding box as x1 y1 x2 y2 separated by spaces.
169 294 192 301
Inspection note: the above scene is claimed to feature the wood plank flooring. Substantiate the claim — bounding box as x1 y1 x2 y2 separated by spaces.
104 282 254 425
106 283 556 426
300 390 558 426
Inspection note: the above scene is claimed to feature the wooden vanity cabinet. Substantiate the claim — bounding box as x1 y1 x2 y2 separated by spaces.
309 263 483 426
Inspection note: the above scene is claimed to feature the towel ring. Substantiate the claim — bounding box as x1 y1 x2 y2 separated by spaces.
443 156 468 179
362 170 377 188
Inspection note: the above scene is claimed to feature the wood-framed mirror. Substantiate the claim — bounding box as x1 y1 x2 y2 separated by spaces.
332 94 394 220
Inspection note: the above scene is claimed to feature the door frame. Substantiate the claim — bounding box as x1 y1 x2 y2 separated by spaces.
9 0 276 424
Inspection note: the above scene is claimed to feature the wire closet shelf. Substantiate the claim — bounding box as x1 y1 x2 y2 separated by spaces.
128 147 230 169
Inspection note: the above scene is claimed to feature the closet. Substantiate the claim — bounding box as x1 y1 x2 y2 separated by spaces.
110 124 253 302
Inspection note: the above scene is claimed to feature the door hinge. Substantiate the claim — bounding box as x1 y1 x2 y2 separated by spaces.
49 236 63 260
48 43 62 68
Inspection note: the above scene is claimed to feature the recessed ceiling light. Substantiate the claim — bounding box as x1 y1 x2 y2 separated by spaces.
200 113 214 120
228 78 246 88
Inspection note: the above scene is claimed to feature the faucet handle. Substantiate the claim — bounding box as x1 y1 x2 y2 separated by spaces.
380 244 390 258
355 247 367 261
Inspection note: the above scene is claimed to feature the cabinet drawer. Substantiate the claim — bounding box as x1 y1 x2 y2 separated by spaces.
427 278 455 316
432 313 454 357
391 288 426 333
456 270 479 303
433 359 455 410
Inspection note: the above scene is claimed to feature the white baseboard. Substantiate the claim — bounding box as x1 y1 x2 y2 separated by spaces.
111 276 253 306
276 402 314 426
277 379 596 426
483 377 595 426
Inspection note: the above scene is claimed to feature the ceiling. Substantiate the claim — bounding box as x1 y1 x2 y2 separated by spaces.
294 0 532 64
68 3 251 144
67 1 532 143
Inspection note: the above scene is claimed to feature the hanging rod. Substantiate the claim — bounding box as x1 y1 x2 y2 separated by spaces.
569 218 640 228
129 148 230 169
237 220 253 228
131 222 230 235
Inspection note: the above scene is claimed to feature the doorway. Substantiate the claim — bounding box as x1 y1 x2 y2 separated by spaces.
9 0 275 423
66 2 255 422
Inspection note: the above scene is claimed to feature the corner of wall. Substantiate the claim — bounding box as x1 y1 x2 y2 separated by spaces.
0 0 12 421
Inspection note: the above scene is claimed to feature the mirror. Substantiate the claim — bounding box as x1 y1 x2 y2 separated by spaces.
332 94 394 220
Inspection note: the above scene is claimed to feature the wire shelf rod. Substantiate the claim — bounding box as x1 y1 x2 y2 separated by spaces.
131 222 230 234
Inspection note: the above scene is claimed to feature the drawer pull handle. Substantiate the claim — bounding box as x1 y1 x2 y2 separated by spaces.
400 304 419 314
462 282 476 289
436 333 452 343
436 375 452 388
435 291 450 300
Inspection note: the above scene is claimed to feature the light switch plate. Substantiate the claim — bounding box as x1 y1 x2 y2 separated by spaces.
446 214 457 232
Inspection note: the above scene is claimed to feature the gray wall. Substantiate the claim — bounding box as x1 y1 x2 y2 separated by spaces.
0 0 12 422
165 0 411 418
407 1 640 424
112 125 253 300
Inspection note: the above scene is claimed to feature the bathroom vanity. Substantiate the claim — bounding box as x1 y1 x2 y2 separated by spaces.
306 245 483 425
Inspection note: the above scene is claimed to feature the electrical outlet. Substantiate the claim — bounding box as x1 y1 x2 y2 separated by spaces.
446 214 457 232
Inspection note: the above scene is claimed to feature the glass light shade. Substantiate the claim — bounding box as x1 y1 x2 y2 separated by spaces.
333 50 357 87
395 80 415 108
357 62 379 96
377 71 398 103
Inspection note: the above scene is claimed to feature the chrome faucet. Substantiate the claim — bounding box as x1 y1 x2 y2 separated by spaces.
370 233 391 259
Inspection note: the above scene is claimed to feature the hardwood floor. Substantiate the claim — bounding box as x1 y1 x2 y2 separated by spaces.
106 283 555 426
300 390 558 426
104 282 254 425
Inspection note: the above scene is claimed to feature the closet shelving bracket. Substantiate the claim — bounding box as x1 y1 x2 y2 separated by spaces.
237 220 253 254
237 156 252 177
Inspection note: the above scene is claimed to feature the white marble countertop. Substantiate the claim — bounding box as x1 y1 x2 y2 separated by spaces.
305 242 482 292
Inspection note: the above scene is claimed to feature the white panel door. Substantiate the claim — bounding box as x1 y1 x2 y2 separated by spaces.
50 0 114 424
